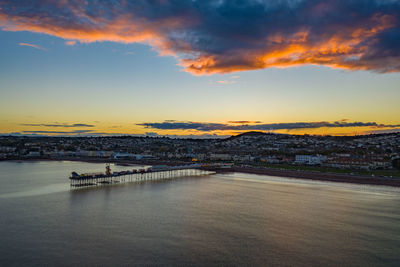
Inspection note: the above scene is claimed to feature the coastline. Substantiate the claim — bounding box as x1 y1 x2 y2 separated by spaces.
1 157 187 166
2 158 400 187
228 166 400 187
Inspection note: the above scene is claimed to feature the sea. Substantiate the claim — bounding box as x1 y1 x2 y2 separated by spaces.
0 160 399 266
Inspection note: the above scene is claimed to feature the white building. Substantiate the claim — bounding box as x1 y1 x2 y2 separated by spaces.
113 153 155 160
295 154 327 165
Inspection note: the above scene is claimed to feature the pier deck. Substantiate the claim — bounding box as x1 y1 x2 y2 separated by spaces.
69 164 215 187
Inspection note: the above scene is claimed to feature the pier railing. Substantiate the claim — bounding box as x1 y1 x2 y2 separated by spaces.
69 165 215 188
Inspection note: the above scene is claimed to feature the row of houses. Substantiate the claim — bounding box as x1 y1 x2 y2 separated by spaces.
19 150 155 160
294 154 392 170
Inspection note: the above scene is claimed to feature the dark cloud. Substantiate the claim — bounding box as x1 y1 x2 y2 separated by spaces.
228 121 262 124
22 130 94 134
4 131 229 138
21 123 95 128
138 120 400 131
1 0 399 74
138 121 233 131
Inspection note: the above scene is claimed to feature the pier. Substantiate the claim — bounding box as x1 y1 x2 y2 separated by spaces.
69 164 215 187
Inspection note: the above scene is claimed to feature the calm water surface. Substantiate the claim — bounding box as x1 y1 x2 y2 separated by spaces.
0 161 399 266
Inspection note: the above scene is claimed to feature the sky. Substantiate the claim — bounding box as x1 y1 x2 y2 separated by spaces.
0 0 399 137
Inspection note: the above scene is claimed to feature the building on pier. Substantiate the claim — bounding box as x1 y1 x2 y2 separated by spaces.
69 164 214 188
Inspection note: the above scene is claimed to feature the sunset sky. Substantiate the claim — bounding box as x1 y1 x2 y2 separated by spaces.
1 0 399 137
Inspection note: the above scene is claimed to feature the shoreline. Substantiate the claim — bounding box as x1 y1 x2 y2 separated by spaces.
228 166 400 187
2 158 400 187
1 157 189 166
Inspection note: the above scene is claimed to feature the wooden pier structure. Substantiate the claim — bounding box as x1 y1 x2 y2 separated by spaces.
69 164 215 188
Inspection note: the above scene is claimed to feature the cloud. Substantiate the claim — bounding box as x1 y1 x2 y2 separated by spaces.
18 42 46 51
65 40 76 46
158 133 230 139
228 121 262 124
3 131 122 137
21 123 95 128
22 130 94 134
2 131 229 138
138 120 400 132
217 80 236 84
1 1 399 74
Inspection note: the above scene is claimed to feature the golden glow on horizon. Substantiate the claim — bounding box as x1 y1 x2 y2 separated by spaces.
1 119 399 137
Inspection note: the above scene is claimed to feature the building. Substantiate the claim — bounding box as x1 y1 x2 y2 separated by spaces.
295 154 327 165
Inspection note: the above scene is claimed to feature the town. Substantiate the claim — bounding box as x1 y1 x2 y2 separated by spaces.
1 131 399 175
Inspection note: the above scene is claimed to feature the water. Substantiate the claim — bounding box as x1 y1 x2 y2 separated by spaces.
0 161 399 266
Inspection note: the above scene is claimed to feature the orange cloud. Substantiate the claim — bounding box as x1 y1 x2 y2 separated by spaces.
65 40 76 46
217 80 236 85
1 1 399 74
183 14 397 74
18 42 46 51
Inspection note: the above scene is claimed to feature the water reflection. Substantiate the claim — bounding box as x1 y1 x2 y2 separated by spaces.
1 161 400 266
